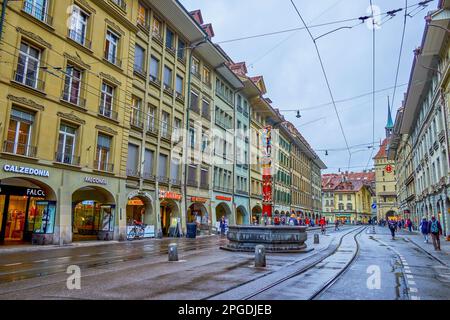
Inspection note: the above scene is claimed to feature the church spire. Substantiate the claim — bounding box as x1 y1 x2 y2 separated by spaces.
386 96 393 138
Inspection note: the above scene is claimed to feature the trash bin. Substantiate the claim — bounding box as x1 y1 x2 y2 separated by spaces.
186 223 197 239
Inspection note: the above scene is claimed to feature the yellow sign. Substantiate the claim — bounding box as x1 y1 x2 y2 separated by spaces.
127 199 144 206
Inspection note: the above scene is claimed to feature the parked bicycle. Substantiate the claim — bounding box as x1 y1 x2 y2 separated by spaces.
127 220 146 240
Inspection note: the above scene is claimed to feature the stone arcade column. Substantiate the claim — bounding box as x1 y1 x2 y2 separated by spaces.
57 188 72 245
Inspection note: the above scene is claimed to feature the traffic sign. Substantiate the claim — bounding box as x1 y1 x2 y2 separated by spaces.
371 203 377 210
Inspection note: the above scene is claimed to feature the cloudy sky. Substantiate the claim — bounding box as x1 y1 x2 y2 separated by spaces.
180 0 431 173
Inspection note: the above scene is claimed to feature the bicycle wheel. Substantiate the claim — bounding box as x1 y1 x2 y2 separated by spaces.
127 229 136 240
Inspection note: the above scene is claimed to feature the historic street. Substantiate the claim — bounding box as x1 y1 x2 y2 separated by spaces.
0 226 448 300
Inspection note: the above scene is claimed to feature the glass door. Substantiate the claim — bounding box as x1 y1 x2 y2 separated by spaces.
0 195 5 241
5 196 28 241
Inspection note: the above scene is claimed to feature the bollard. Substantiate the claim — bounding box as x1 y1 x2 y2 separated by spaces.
314 234 320 244
255 245 266 267
168 243 178 262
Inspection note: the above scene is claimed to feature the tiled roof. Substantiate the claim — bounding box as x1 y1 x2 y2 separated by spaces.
374 138 389 159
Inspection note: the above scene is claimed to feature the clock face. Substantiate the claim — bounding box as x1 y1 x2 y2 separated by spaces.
385 165 392 173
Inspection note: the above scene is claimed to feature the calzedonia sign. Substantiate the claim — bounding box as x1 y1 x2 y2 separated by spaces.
3 164 50 177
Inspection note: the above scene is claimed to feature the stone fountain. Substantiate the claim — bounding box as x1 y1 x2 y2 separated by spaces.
221 225 309 253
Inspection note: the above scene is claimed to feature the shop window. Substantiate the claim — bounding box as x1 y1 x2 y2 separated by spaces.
73 202 115 239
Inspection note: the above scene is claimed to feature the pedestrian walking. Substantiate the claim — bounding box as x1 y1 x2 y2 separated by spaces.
319 217 326 234
334 219 340 231
406 218 412 232
419 217 429 243
428 216 443 251
388 220 397 240
219 216 226 236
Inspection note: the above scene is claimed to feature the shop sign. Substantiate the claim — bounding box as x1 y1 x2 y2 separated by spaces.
216 195 232 202
128 199 144 206
3 164 49 177
159 190 182 201
191 197 208 203
0 185 45 197
84 176 107 185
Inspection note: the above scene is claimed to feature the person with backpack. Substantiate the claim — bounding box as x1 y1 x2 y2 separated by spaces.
428 216 443 251
388 220 397 240
419 217 429 243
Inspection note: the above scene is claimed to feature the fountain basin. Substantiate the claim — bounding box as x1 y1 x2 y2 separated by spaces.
221 225 309 253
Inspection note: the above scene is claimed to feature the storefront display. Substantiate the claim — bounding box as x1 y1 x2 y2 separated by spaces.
0 185 55 244
73 201 115 241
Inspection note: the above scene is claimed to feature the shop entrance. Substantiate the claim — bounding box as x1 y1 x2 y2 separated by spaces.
160 199 180 237
126 197 152 225
188 203 208 224
251 205 262 225
72 186 115 242
0 178 56 245
236 206 247 225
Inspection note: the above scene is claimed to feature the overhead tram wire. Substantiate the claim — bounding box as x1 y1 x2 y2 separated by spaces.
0 44 174 130
290 0 352 170
215 0 434 45
392 0 409 112
365 0 377 171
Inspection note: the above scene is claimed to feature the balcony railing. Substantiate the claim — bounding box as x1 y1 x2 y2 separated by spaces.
190 103 200 114
143 172 156 181
149 75 161 87
130 108 143 129
163 84 174 96
68 29 92 49
175 92 185 103
215 117 232 130
99 105 118 121
200 182 209 190
110 0 127 11
94 160 114 173
146 124 158 136
187 180 198 187
104 52 122 68
23 1 53 25
152 32 163 44
158 176 170 184
191 70 201 80
160 129 171 141
3 141 37 158
61 90 86 108
14 70 45 91
55 152 80 166
126 168 140 178
171 178 181 186
236 189 249 196
214 185 233 194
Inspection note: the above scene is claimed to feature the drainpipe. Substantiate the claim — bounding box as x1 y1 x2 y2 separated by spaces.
439 89 450 236
0 0 8 41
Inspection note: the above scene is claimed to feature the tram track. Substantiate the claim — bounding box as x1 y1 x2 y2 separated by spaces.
0 237 226 283
204 226 365 300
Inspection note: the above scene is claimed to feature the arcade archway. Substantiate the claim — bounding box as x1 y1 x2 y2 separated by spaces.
160 199 180 237
236 206 248 225
72 186 115 242
251 205 262 224
0 177 57 244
